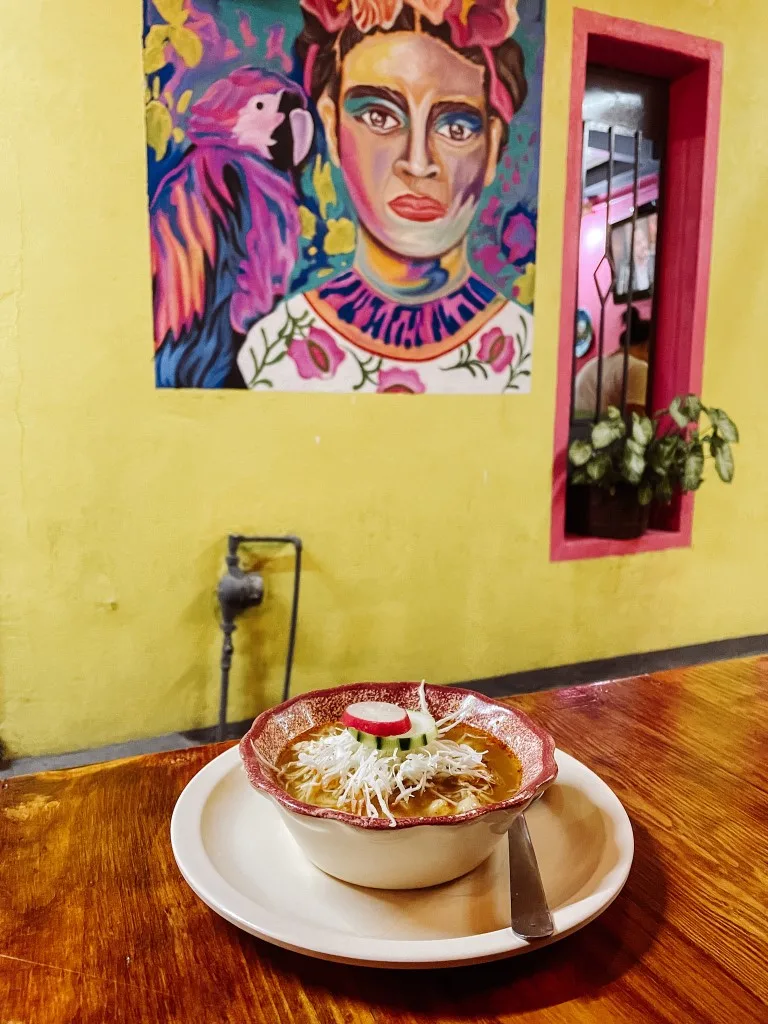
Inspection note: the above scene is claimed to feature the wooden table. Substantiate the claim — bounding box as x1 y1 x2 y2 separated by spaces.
1 659 766 1022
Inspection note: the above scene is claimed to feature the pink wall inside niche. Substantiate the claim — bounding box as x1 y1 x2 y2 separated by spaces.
575 174 658 374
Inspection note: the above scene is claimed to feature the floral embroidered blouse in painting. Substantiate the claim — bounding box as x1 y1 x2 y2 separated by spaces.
236 269 533 394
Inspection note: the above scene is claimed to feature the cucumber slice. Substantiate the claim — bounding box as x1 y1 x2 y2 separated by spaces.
347 710 438 752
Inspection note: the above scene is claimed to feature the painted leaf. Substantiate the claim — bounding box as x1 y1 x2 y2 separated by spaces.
146 100 173 160
143 25 170 73
169 24 203 67
176 88 193 114
144 47 167 74
299 206 317 239
324 218 356 255
154 0 188 26
312 157 337 219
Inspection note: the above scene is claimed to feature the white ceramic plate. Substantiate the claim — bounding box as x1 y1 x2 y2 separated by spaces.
171 747 633 968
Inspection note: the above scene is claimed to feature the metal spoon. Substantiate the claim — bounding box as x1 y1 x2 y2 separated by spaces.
507 812 554 939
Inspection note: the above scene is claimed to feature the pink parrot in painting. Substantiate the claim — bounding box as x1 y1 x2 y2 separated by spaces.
150 68 314 387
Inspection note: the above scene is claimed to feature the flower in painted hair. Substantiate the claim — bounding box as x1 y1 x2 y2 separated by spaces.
352 0 403 31
409 0 452 24
299 0 354 33
477 327 516 373
445 0 519 49
376 367 426 393
288 326 346 379
300 0 405 32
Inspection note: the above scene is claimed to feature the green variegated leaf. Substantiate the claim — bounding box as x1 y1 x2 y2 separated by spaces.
668 396 689 428
708 408 739 443
638 482 654 506
682 445 704 491
587 453 611 481
632 413 654 445
568 440 593 467
656 476 674 504
681 395 703 422
714 441 735 482
622 449 646 485
592 418 625 449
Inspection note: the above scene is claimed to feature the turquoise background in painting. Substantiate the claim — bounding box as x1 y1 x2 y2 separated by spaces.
144 0 544 308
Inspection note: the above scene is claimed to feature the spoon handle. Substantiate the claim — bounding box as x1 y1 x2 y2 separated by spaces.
508 812 554 940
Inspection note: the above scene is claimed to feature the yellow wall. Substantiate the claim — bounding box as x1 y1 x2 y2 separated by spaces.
0 0 765 757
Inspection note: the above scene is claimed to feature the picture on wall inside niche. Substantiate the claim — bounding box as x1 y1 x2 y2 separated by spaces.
610 203 657 303
142 0 545 393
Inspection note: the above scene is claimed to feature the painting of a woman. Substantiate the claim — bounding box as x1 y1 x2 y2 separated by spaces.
144 0 542 393
237 0 534 394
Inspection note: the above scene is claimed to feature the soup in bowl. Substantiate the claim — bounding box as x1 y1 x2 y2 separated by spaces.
240 682 557 889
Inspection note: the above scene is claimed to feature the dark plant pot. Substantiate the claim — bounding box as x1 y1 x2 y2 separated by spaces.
566 484 650 540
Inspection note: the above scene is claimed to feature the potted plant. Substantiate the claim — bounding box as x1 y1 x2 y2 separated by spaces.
567 395 739 540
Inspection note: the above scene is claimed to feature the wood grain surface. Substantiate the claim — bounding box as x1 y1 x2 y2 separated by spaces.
1 657 766 1023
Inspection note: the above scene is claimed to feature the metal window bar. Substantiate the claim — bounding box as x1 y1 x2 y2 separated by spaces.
569 120 591 425
593 125 615 421
620 130 642 414
570 123 660 427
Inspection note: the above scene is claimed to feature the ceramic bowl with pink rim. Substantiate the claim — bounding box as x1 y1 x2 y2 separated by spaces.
240 682 558 890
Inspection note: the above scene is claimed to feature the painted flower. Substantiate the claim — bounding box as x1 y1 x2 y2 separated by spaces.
409 0 452 24
478 327 516 373
445 0 519 49
376 367 426 394
500 205 537 269
352 0 403 31
299 0 352 33
288 327 346 380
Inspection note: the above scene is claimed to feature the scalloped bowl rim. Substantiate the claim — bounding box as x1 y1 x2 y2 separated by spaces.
239 682 558 831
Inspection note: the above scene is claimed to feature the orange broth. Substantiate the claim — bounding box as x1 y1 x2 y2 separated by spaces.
276 722 522 818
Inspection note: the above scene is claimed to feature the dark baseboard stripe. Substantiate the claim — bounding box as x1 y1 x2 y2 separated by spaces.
465 632 768 699
187 632 768 742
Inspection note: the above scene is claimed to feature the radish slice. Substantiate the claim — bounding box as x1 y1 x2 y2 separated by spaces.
341 701 410 737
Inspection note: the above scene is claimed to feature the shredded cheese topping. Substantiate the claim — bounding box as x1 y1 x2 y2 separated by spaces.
273 684 496 826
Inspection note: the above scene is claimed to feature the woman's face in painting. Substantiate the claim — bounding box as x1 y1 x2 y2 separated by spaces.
318 32 504 261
